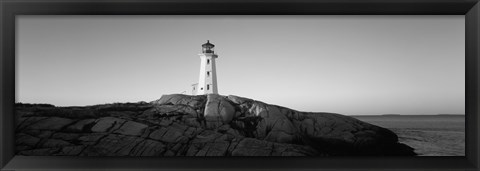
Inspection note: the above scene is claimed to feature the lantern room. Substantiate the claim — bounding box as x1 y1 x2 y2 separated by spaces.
202 40 215 54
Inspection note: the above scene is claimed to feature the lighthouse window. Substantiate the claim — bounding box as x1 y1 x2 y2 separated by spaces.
207 85 210 90
201 87 203 90
207 71 210 77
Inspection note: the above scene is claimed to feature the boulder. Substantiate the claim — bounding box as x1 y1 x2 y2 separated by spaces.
113 121 148 136
58 145 86 156
231 138 273 156
130 139 166 156
149 126 187 143
149 128 168 141
16 117 48 131
192 130 223 143
40 139 73 148
141 105 198 118
160 127 185 143
81 134 144 156
77 133 107 145
65 119 96 132
16 133 41 147
51 133 81 141
196 141 230 156
204 94 236 128
27 117 74 131
90 117 126 133
227 95 253 105
152 94 206 109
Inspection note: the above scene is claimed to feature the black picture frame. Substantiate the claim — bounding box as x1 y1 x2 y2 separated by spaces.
1 0 479 170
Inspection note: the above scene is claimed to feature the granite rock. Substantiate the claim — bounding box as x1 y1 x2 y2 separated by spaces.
15 94 416 156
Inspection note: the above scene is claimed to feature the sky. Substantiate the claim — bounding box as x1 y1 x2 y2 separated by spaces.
16 15 465 115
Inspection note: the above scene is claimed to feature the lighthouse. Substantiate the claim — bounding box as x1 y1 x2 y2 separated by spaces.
192 40 218 95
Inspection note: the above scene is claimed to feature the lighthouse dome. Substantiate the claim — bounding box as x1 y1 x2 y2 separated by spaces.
202 40 215 53
202 40 215 48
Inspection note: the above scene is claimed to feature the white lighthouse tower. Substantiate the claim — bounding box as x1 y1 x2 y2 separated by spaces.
192 40 218 95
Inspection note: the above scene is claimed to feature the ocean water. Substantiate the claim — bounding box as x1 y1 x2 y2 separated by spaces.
352 115 465 156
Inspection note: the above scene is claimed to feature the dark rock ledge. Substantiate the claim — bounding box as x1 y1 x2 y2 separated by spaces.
15 94 416 156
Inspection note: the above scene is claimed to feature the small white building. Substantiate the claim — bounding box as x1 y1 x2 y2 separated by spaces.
192 40 218 95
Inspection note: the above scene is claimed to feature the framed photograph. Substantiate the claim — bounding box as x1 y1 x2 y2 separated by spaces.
1 0 479 170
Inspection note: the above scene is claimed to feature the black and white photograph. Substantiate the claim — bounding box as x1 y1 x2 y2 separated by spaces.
15 15 465 157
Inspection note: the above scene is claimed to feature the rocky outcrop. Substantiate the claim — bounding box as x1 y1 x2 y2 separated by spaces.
15 94 415 156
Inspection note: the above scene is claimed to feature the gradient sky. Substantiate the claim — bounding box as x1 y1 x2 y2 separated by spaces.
16 15 465 115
